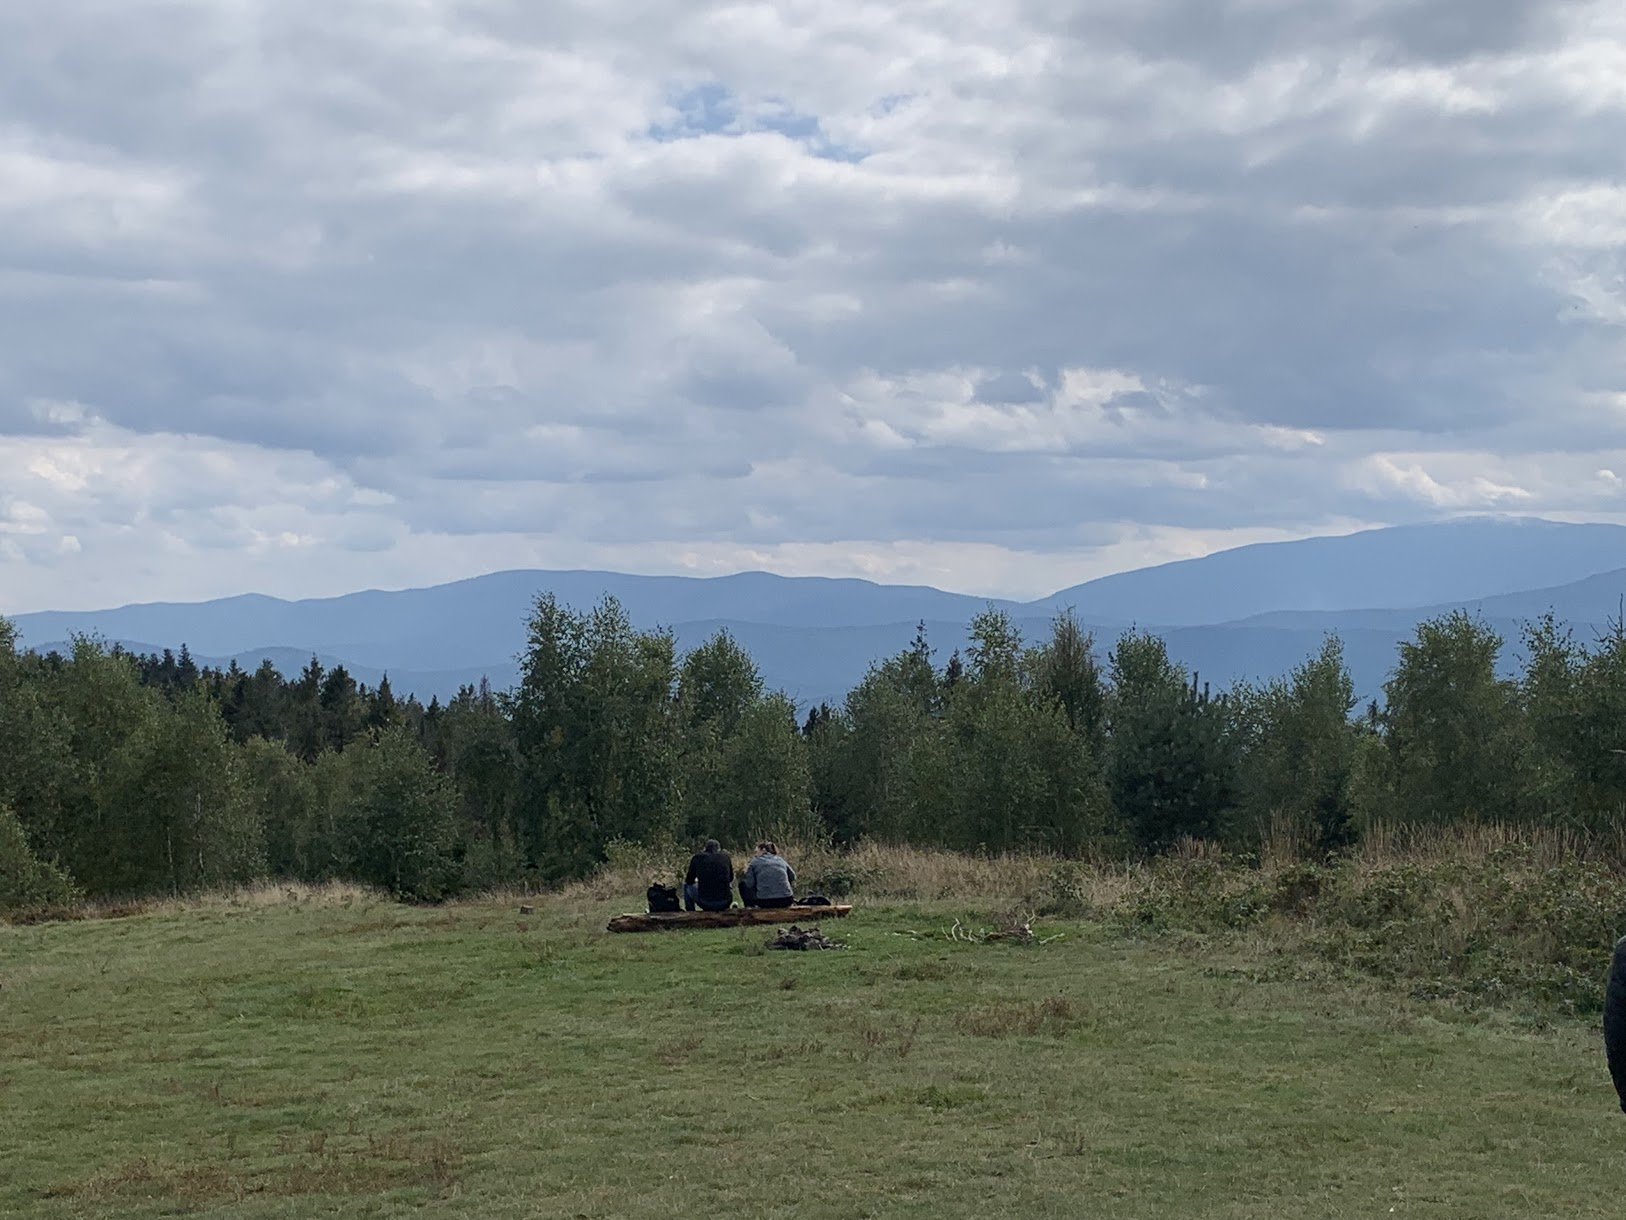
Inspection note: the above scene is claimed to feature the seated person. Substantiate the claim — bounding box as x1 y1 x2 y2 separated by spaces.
684 839 734 912
739 841 796 909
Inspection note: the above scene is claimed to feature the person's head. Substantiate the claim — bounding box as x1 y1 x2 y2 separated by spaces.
704 839 720 854
757 840 778 857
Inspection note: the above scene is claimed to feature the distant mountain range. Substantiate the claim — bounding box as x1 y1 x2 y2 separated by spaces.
8 517 1625 708
1031 518 1626 625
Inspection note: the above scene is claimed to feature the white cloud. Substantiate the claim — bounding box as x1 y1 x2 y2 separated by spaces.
1348 449 1626 512
1523 185 1626 249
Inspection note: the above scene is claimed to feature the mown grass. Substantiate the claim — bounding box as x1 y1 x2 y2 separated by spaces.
4 855 1626 1219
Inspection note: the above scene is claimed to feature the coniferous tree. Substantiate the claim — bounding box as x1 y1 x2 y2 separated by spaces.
947 611 1038 850
437 684 522 882
241 735 316 878
1234 635 1360 854
1519 613 1585 822
239 659 289 744
830 639 941 842
1106 632 1237 851
368 673 400 730
176 644 199 690
1574 613 1626 823
286 657 327 761
1030 609 1108 752
319 664 364 753
0 620 75 869
805 704 856 841
1384 612 1525 825
9 579 1626 908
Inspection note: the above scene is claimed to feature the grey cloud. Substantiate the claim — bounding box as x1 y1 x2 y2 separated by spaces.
1052 0 1592 72
0 0 1621 603
1101 392 1168 422
335 520 402 553
976 371 1045 405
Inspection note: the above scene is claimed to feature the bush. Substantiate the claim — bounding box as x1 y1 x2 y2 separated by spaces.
1380 856 1626 1015
347 729 461 902
0 804 81 915
602 836 677 882
305 729 462 902
1099 836 1626 1016
1269 861 1333 917
1217 842 1626 1016
807 863 861 899
1037 861 1093 918
455 831 528 893
1118 854 1270 933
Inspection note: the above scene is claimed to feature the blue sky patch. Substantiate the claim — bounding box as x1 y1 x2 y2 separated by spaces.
648 83 866 161
648 81 740 140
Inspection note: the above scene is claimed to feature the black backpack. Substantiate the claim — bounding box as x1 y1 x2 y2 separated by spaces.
647 884 680 913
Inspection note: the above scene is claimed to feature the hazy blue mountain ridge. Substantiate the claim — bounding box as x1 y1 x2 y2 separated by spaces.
1035 518 1626 625
13 570 1032 671
9 518 1624 709
1227 567 1626 634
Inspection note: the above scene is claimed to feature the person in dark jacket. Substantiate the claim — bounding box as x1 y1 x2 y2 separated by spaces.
739 841 796 909
1605 935 1626 1112
684 840 734 912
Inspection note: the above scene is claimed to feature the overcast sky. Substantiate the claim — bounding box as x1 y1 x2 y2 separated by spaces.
2 0 1623 611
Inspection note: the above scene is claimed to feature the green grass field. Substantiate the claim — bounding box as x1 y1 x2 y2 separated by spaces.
3 886 1623 1218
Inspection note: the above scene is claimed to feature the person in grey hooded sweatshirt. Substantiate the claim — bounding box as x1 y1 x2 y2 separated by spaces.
739 841 796 909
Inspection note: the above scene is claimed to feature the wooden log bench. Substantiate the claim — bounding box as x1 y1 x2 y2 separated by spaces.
606 904 852 933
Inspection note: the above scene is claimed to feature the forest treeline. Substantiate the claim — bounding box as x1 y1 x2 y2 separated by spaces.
3 595 1625 909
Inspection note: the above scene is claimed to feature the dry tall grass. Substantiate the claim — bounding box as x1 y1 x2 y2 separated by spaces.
488 823 1626 1013
3 880 385 925
549 837 1111 908
13 822 1626 933
1353 821 1626 872
561 823 1626 914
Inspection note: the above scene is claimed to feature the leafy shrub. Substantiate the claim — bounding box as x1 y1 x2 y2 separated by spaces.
1295 853 1626 1015
1092 835 1626 1015
601 837 671 881
0 804 81 915
1269 861 1333 916
1037 861 1092 918
1119 855 1270 933
303 729 461 902
454 831 528 893
808 864 860 899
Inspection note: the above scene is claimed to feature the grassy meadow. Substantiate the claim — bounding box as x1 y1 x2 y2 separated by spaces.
4 837 1626 1218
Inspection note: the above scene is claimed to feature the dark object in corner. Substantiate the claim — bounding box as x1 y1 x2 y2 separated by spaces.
1605 936 1626 1113
647 884 680 914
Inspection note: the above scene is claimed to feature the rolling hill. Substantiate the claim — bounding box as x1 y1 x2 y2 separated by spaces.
1035 517 1626 625
8 516 1624 707
1228 566 1626 635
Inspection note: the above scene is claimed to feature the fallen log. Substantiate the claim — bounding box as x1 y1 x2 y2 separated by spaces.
606 904 852 933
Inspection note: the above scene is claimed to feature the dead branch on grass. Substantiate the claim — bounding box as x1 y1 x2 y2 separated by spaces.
947 911 1063 946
